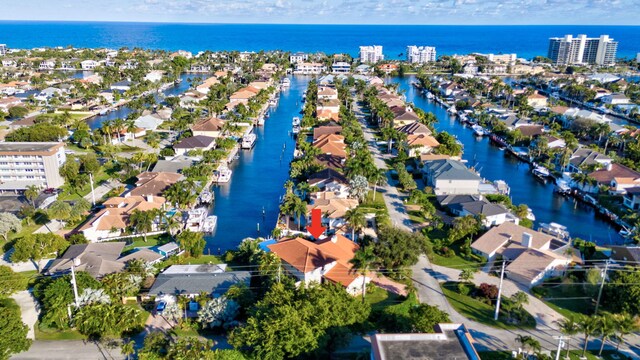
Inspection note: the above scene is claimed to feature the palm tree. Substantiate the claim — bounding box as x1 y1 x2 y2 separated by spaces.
121 339 135 360
370 168 386 202
613 313 638 352
349 246 376 303
556 316 580 359
24 185 40 208
292 196 308 231
344 207 366 241
596 314 616 356
515 334 540 358
129 209 154 242
579 314 599 357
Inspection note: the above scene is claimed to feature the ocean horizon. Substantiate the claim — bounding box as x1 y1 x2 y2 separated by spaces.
1 21 639 60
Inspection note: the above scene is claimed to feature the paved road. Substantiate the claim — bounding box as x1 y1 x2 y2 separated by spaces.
353 96 640 358
12 340 124 360
11 291 39 340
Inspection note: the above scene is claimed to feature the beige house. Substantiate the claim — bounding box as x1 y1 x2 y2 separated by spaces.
190 117 226 138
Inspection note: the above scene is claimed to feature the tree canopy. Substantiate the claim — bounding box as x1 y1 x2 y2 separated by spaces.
5 122 67 142
0 301 32 360
373 226 431 269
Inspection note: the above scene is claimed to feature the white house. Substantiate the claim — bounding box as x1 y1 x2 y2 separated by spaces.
144 70 164 83
601 93 630 105
332 62 351 74
423 159 481 195
134 113 164 132
289 52 308 64
294 62 326 75
110 80 131 92
2 60 16 67
39 60 55 70
81 60 99 70
268 235 371 295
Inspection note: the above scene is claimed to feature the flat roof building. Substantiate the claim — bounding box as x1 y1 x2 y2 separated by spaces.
359 45 384 63
0 142 66 191
407 46 436 64
370 323 481 360
548 34 617 66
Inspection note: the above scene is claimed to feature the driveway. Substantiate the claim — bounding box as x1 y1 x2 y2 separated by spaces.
11 291 39 340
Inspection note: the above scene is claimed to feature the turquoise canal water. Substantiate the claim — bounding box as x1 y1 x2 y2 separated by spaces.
205 76 309 252
395 75 624 245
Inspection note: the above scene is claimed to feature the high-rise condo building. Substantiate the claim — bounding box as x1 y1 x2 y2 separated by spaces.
359 46 384 63
0 44 6 56
406 46 437 63
547 35 617 66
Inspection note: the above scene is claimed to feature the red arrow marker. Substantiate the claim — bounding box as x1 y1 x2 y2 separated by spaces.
306 208 326 239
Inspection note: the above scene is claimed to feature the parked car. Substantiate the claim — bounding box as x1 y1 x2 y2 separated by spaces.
155 301 166 314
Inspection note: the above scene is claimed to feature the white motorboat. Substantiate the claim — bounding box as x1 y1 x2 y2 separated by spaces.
214 165 232 183
448 105 457 114
202 215 218 233
539 222 570 240
426 91 435 99
292 116 300 126
554 179 571 195
198 190 214 204
269 98 278 107
281 78 290 88
257 116 265 126
241 133 257 149
471 124 486 137
532 165 550 178
292 125 300 135
526 207 536 221
185 207 208 232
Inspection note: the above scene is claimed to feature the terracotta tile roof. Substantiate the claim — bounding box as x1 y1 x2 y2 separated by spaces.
313 134 347 157
407 134 440 147
81 195 165 232
390 106 420 122
317 109 341 121
313 125 343 140
589 163 640 184
130 172 183 197
191 117 226 132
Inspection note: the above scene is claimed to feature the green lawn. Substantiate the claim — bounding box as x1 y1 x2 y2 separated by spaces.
559 350 631 360
441 282 536 330
477 351 511 360
122 233 173 252
58 167 111 201
361 190 386 210
0 297 20 311
531 282 594 319
35 321 86 341
365 286 404 312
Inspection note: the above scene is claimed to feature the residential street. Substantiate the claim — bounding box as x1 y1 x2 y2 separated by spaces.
12 341 124 360
353 97 640 358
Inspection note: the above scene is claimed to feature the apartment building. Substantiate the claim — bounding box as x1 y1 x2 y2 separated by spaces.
0 44 7 56
548 34 617 66
294 62 326 74
359 45 384 63
0 142 66 191
406 46 436 63
289 52 308 64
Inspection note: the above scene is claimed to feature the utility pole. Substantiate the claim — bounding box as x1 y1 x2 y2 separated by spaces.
70 264 80 307
594 259 609 314
554 336 566 360
494 260 506 321
89 172 96 206
277 262 281 284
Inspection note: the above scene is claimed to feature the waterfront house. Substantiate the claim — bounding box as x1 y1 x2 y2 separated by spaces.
180 91 207 108
151 156 196 174
34 87 63 102
447 198 518 227
157 242 182 258
148 265 251 299
423 159 481 195
267 235 370 295
370 324 481 360
289 52 308 64
129 172 183 198
396 122 432 136
79 195 166 242
471 222 572 287
190 117 226 138
173 135 216 156
314 154 346 171
313 134 347 158
317 98 341 121
144 70 164 82
39 60 55 70
80 60 99 70
563 148 612 173
526 91 548 108
623 187 640 210
195 76 220 94
588 163 640 194
313 125 342 141
378 63 398 74
294 62 326 75
405 134 440 157
308 168 350 198
390 106 421 126
540 134 566 149
133 113 165 132
308 192 359 229
110 80 131 92
317 86 339 100
601 93 630 105
1 59 17 67
331 62 351 74
0 96 23 111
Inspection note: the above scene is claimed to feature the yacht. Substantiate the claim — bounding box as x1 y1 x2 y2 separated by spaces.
292 125 300 135
269 98 278 107
426 92 435 100
471 124 486 137
532 165 550 179
241 133 257 149
214 165 232 183
526 207 536 221
539 222 570 240
292 116 300 126
281 78 290 88
257 116 265 126
185 207 208 232
202 215 218 233
198 190 214 205
554 179 571 195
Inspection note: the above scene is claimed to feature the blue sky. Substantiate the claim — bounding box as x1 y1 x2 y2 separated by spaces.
2 0 639 24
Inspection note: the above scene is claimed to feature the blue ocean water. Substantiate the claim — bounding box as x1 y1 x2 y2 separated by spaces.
1 22 639 59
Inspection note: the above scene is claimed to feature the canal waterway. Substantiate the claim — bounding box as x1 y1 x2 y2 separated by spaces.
86 72 205 130
395 75 624 245
204 76 309 252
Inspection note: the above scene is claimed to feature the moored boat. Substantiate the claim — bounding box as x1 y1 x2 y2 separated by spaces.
292 116 300 126
471 124 486 137
281 77 290 88
214 165 232 183
202 215 218 233
539 222 570 240
185 207 208 232
198 190 214 204
532 165 550 179
241 133 257 149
